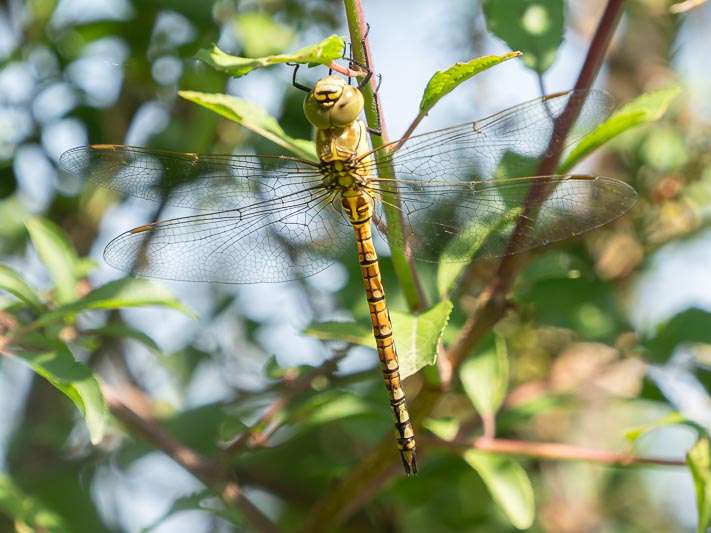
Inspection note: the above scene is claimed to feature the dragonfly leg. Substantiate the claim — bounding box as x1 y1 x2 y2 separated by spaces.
288 62 311 92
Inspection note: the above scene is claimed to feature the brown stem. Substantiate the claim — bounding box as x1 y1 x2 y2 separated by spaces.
447 0 625 372
574 0 626 94
481 412 496 440
429 436 686 467
103 385 280 533
222 353 343 457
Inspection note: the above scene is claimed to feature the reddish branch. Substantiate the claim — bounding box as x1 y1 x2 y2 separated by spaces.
446 0 625 372
434 436 686 467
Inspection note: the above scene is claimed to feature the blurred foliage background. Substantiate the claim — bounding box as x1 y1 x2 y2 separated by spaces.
1 0 711 532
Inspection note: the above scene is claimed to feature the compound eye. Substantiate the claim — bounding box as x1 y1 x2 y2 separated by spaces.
303 76 365 129
329 85 364 128
303 92 332 130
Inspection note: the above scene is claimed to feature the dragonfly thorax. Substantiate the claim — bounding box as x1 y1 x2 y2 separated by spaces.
316 119 373 192
305 75 374 195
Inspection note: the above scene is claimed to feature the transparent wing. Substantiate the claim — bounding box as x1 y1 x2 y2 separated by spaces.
102 187 352 283
60 145 323 211
60 90 636 281
373 175 636 263
362 90 636 260
371 90 614 183
61 146 354 283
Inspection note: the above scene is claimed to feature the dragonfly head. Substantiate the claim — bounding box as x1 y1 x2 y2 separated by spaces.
304 75 364 130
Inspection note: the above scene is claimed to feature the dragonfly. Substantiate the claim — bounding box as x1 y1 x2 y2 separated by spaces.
60 72 637 475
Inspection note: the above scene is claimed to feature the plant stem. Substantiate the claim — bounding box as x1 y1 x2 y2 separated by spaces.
343 0 426 312
447 0 625 372
430 436 687 467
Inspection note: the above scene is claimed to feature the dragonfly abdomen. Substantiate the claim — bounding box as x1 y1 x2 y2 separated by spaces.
342 188 418 475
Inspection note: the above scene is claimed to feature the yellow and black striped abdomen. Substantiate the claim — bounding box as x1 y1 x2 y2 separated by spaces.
341 189 417 475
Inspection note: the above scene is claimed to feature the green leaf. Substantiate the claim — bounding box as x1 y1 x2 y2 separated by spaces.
162 346 214 390
35 277 196 327
419 52 521 117
460 336 509 416
84 323 161 353
391 300 453 379
0 474 69 533
195 34 345 77
496 390 575 432
483 0 564 74
436 262 467 300
263 354 287 380
139 489 244 532
560 87 682 173
642 308 711 363
305 300 453 379
464 450 535 529
14 339 107 444
423 417 461 441
686 437 711 533
139 491 210 533
301 390 373 426
520 251 582 284
0 196 28 255
0 264 44 312
25 217 80 304
625 412 709 442
305 321 374 346
179 90 316 160
520 276 621 340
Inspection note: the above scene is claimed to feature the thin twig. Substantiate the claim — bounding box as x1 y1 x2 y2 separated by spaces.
427 436 687 467
481 413 496 440
328 60 366 78
103 385 281 533
222 352 344 458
